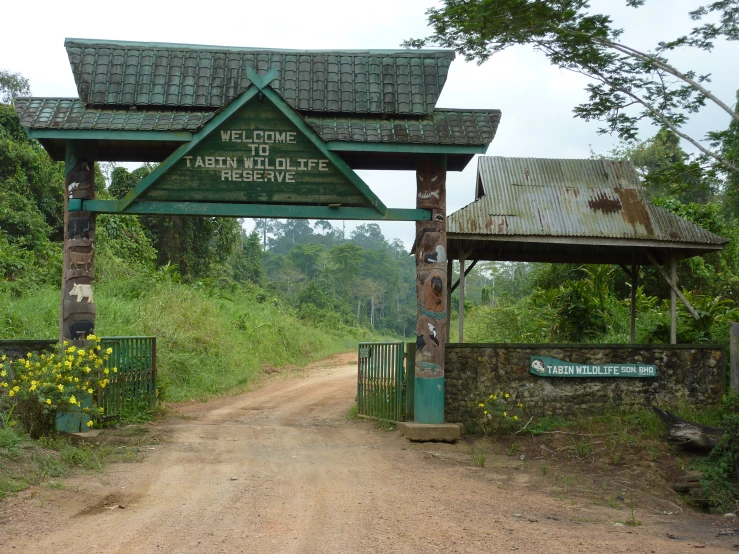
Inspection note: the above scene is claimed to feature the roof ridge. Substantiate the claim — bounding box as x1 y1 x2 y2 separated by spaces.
64 38 456 56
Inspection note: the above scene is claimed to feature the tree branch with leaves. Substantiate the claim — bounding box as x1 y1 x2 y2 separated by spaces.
404 0 739 171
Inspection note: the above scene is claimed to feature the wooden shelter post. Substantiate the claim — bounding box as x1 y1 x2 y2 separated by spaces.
413 155 447 424
446 259 453 342
670 255 677 345
61 141 97 344
458 257 465 343
630 262 638 344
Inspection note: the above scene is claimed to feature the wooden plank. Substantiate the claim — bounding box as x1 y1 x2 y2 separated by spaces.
631 263 638 344
731 322 739 393
643 250 700 320
458 257 465 343
74 200 431 221
325 141 487 155
28 129 192 142
450 259 478 293
670 256 677 345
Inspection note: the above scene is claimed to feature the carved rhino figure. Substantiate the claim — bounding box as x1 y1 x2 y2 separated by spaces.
69 283 93 303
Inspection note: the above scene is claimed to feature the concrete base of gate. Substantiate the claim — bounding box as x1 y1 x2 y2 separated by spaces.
397 422 460 443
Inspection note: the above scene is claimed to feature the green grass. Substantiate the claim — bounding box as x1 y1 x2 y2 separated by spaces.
0 428 110 499
1 279 378 403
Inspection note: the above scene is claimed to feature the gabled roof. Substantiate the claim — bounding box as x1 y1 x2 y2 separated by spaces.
65 38 455 115
14 98 500 146
447 157 728 264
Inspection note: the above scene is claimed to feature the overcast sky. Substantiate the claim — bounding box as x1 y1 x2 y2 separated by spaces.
2 0 736 248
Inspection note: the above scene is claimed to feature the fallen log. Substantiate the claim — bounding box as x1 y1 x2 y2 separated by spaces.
652 407 725 452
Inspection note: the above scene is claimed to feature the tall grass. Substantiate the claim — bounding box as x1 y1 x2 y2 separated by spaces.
0 279 372 402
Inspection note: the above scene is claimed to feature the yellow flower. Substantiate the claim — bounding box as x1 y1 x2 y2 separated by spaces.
8 390 14 397
1 370 6 377
105 348 113 355
478 402 484 408
98 407 104 413
503 411 507 417
489 394 494 399
103 368 109 375
518 403 523 408
69 395 77 404
45 398 52 405
1 382 7 388
513 415 519 421
112 367 118 373
88 388 93 394
74 377 79 383
66 346 76 354
58 384 64 392
483 410 488 415
492 395 497 400
86 420 93 427
505 394 510 399
87 334 98 341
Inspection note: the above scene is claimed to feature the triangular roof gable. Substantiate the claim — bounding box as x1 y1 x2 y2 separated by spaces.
120 69 386 214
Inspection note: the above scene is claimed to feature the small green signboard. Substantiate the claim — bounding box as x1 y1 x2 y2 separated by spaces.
530 356 657 378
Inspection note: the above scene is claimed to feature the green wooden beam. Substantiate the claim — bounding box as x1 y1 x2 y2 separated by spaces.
71 199 430 221
326 141 487 155
28 129 192 142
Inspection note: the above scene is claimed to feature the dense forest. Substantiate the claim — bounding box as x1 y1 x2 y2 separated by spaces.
2 69 739 352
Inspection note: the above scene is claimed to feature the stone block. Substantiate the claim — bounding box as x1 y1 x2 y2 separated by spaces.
397 422 461 442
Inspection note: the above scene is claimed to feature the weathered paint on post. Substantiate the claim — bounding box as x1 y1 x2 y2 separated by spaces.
61 141 96 344
413 155 447 424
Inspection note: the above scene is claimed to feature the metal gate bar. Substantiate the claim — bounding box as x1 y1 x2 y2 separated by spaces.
357 342 405 421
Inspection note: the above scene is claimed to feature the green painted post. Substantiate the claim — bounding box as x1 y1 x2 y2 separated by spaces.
413 155 448 424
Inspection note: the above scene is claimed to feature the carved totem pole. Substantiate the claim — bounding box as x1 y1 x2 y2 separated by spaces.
61 144 96 343
413 156 447 424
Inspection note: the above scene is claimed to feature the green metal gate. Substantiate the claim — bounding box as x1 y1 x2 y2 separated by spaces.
99 336 157 419
357 342 406 422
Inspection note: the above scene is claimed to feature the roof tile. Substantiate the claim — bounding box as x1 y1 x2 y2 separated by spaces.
65 39 454 115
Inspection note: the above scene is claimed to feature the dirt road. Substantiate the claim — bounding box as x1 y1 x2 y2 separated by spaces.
1 354 737 553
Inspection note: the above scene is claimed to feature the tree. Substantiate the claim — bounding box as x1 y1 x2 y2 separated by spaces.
711 90 739 216
0 70 30 103
405 0 739 171
253 218 277 250
233 231 264 285
108 165 240 278
314 220 333 235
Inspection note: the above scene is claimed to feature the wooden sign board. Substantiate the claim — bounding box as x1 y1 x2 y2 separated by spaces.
530 356 657 378
140 98 369 207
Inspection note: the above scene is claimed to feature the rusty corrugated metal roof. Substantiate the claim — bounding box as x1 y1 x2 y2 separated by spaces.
448 156 728 246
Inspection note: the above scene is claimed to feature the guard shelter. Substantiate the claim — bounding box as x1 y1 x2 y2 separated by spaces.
15 38 503 426
447 156 729 344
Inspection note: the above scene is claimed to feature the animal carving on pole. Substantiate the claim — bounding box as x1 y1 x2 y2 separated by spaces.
69 283 94 303
69 250 93 272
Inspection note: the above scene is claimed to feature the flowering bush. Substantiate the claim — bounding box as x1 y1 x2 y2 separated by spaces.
0 336 117 437
476 391 526 435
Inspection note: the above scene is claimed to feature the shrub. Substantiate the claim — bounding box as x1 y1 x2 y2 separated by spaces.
476 392 526 434
0 336 115 437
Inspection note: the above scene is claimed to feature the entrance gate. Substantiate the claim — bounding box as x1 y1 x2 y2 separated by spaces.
357 342 407 422
16 38 500 425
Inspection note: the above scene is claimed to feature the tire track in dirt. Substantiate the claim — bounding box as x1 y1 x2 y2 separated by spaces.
1 357 736 553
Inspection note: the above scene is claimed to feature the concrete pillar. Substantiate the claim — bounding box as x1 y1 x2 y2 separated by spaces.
413 155 447 424
61 141 96 344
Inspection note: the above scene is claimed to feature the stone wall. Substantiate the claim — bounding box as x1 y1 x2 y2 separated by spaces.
445 343 725 429
0 340 57 361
